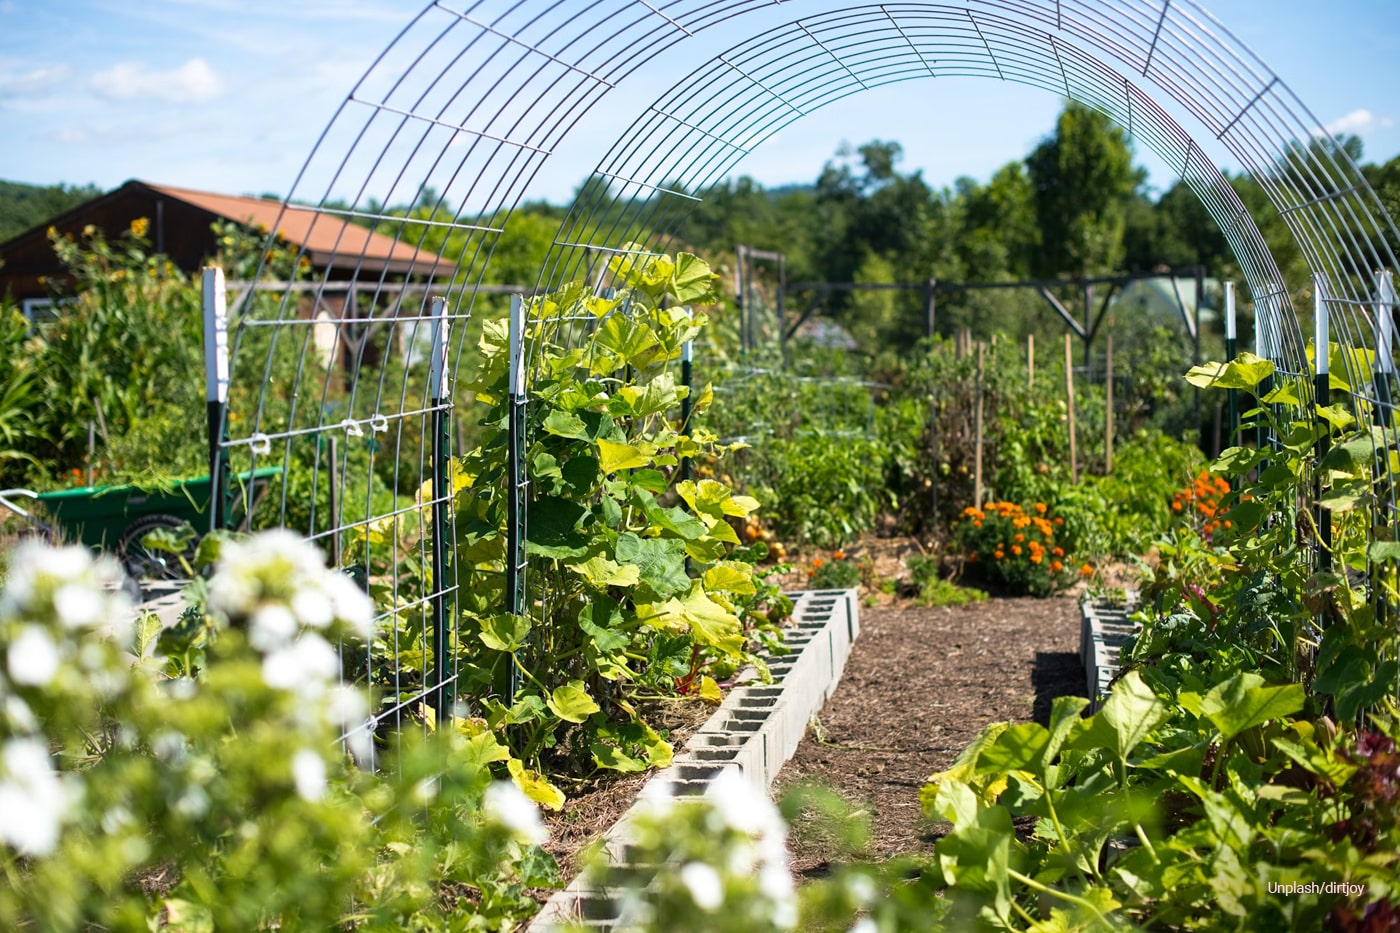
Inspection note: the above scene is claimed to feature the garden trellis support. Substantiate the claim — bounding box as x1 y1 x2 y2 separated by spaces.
222 0 1400 753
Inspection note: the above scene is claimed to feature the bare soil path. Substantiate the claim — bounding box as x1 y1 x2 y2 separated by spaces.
774 596 1085 874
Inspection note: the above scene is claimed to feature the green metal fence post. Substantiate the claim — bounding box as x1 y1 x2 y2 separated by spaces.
1315 275 1332 572
428 296 454 721
505 294 528 700
201 267 231 533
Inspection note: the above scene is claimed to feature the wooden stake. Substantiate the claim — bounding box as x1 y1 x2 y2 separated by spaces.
974 342 985 507
1065 334 1078 484
1105 335 1114 474
1027 333 1035 389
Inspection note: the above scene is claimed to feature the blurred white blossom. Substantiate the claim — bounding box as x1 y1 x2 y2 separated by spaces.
292 748 327 803
0 738 70 856
207 530 373 641
249 604 298 651
0 540 131 641
8 625 60 687
680 861 724 910
483 781 547 846
262 633 340 696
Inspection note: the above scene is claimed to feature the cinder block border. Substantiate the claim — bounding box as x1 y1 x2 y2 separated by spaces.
529 588 860 930
1079 593 1138 711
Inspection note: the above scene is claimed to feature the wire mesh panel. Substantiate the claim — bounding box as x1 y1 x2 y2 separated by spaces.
223 0 1400 745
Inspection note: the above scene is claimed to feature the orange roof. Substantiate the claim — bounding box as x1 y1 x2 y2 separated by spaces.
143 181 447 274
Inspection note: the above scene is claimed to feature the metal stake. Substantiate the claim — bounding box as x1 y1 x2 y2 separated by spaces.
428 296 454 720
505 294 528 700
1315 275 1331 572
1225 282 1238 448
201 267 231 533
680 338 693 483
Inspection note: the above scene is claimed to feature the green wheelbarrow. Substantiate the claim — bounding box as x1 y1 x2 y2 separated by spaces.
0 467 281 581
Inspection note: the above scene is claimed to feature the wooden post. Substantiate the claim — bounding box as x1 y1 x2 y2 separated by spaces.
1065 334 1078 484
974 342 985 507
1104 335 1114 474
1027 333 1035 390
925 278 936 339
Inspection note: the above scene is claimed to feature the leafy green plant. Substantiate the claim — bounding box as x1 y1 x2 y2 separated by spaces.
808 552 861 590
0 532 557 931
354 251 793 806
905 553 987 606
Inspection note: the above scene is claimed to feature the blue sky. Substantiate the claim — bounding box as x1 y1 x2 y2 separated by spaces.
2 0 1398 209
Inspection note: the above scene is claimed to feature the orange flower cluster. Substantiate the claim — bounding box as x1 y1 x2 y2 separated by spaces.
956 501 1061 568
956 500 1076 595
1172 471 1233 537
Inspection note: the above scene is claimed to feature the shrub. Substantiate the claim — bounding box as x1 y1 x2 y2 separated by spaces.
952 500 1074 597
808 552 861 590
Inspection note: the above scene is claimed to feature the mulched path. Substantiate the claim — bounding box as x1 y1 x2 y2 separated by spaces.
774 596 1086 874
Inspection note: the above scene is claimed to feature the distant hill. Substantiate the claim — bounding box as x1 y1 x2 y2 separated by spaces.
0 179 104 243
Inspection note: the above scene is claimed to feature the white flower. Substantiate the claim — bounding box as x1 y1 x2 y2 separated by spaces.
52 583 102 630
207 531 328 620
8 626 60 687
760 861 794 901
704 768 784 839
849 918 878 933
679 861 724 910
205 568 256 619
0 738 69 856
262 633 340 695
248 604 298 651
1 543 88 618
483 781 547 846
325 684 369 727
290 588 333 629
292 748 326 803
845 874 876 905
3 696 37 733
324 571 374 639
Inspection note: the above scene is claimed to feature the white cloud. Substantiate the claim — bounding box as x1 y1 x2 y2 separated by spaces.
89 57 223 103
0 65 71 99
1324 108 1390 137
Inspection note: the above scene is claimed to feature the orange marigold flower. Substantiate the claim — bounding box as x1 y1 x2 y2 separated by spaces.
1011 545 1023 556
1079 564 1094 577
1034 502 1047 514
1030 553 1043 564
812 558 824 568
1172 501 1184 512
1013 534 1025 543
1052 547 1064 557
1053 517 1064 526
833 549 846 560
969 553 979 562
1223 520 1232 529
1050 560 1064 573
972 520 983 528
994 550 1005 560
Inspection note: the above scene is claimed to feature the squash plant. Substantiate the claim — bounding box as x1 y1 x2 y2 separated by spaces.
906 349 1400 929
432 250 788 805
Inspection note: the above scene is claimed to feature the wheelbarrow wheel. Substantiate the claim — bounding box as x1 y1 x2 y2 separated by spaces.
117 514 197 583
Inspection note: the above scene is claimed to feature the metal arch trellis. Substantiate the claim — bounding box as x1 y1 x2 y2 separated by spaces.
218 0 1400 745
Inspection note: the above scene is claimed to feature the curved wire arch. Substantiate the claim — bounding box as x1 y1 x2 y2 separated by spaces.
218 0 1400 731
540 4 1306 375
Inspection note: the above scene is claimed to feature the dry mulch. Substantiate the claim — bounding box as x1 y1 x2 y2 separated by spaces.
774 596 1085 874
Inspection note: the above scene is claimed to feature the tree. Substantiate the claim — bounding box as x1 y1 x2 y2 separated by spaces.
1025 103 1144 278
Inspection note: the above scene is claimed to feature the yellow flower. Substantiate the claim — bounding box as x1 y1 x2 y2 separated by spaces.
130 217 149 238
